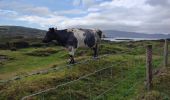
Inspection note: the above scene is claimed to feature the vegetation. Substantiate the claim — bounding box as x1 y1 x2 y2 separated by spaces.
0 39 169 100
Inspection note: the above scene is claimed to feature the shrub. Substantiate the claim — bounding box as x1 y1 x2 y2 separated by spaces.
26 48 59 57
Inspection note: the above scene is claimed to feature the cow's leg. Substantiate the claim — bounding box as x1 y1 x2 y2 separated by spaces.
69 55 75 64
68 46 76 64
93 44 98 58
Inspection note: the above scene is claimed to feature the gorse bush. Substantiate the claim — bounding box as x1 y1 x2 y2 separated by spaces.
26 48 59 57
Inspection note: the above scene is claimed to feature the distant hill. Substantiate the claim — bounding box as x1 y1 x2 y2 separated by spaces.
103 30 170 39
0 26 46 38
0 26 170 39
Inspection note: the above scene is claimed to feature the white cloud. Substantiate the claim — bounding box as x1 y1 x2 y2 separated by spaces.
146 0 170 7
23 7 52 16
87 7 100 12
73 0 103 7
73 0 81 6
82 0 96 7
1 0 170 34
56 9 87 15
17 15 68 28
0 9 18 18
0 1 52 16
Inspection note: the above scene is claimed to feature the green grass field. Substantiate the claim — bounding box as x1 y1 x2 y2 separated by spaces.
0 40 169 100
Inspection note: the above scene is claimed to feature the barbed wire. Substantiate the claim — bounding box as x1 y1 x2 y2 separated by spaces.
93 66 145 100
1 42 166 100
22 49 163 100
21 65 115 100
21 54 146 100
94 47 167 100
0 53 111 84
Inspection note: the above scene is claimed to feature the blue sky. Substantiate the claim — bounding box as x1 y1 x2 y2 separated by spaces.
0 0 170 34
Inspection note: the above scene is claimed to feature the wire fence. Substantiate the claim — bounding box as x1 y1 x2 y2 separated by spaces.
0 54 110 84
22 41 168 100
21 64 116 100
20 40 169 100
1 40 169 100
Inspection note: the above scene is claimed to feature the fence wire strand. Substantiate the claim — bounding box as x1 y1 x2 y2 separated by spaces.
0 54 111 84
21 65 115 100
1 41 168 100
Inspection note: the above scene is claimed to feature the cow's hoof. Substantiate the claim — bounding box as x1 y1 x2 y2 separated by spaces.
93 56 99 60
69 62 75 64
69 61 75 64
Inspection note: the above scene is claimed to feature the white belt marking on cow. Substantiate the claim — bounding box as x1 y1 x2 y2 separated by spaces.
68 46 76 56
68 28 88 48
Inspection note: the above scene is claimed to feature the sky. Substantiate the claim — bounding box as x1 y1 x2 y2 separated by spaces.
0 0 170 34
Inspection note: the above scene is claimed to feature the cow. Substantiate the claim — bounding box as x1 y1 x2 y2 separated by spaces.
43 27 102 64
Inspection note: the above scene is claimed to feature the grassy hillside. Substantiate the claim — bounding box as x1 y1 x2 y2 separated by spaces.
0 40 169 100
0 26 47 50
103 30 170 38
0 26 46 38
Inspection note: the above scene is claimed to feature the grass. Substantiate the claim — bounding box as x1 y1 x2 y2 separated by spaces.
0 47 68 79
0 40 169 100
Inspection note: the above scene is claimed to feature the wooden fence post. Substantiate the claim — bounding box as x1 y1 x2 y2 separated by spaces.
164 39 168 67
146 45 152 91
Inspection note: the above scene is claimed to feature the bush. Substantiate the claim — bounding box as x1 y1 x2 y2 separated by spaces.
26 48 59 57
14 41 29 48
30 43 45 47
0 43 8 49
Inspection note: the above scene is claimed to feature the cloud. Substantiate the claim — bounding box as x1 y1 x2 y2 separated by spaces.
56 9 87 15
0 0 170 34
73 0 81 6
22 7 52 16
17 15 68 28
82 0 96 7
0 9 18 18
17 0 170 34
73 0 107 7
146 0 170 7
69 0 170 34
0 1 52 16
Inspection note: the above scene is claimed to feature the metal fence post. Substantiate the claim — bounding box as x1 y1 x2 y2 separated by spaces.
146 45 152 91
164 39 168 67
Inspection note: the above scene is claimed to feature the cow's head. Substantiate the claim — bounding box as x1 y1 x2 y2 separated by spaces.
43 28 56 43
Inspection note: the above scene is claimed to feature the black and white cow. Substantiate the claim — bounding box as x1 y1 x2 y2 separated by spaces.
43 27 102 64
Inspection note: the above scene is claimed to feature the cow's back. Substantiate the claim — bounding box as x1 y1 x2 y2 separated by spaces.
67 28 101 48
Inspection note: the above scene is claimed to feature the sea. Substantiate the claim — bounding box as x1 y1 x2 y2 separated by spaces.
102 37 164 42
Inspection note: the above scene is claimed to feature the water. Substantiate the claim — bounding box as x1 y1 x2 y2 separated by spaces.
102 37 162 42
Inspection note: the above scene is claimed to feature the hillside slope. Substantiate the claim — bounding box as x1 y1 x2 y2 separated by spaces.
1 26 170 39
103 30 170 38
0 26 46 38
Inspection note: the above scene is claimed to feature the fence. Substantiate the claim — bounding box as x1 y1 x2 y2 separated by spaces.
0 54 109 83
12 40 170 99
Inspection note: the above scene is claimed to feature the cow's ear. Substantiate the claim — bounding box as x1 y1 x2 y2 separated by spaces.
51 28 55 32
48 28 51 31
49 28 55 32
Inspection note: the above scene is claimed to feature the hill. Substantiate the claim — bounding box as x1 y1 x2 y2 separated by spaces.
1 26 170 39
103 30 170 39
0 26 46 38
0 26 47 49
